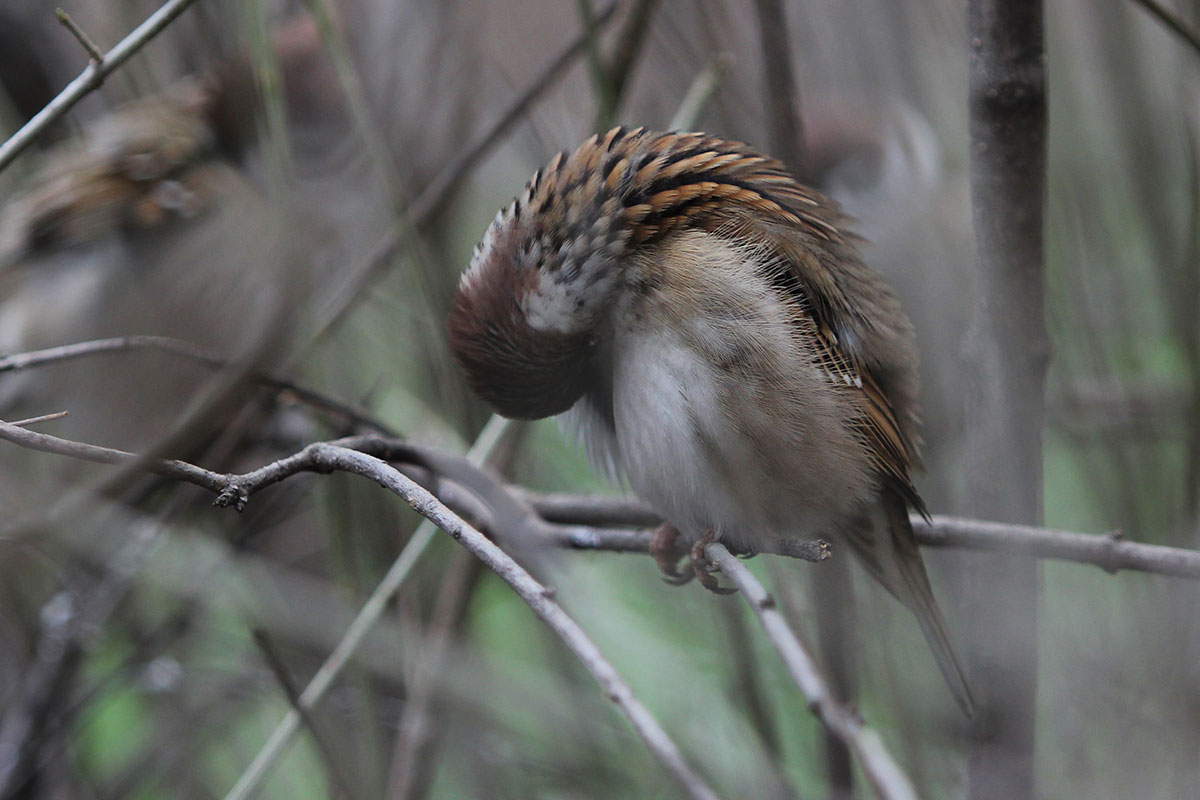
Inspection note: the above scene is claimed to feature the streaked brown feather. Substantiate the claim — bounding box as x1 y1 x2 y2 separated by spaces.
496 127 924 513
561 128 921 510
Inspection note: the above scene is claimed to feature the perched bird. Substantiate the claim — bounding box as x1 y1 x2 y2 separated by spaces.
447 127 974 716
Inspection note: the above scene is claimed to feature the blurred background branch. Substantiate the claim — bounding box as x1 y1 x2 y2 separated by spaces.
1129 0 1200 56
0 0 201 171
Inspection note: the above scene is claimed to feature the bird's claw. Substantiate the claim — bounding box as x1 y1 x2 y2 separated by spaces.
651 525 736 594
690 531 736 594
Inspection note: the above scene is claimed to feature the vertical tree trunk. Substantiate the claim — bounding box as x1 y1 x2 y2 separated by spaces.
962 1 1048 798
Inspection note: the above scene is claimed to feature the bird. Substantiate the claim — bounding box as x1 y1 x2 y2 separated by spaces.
446 126 975 716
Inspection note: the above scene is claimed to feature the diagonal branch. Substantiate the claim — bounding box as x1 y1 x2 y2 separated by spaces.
0 0 203 172
706 543 916 800
302 446 725 800
0 415 719 799
251 630 363 800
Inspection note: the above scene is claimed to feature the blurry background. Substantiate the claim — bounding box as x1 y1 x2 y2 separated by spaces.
0 0 1196 798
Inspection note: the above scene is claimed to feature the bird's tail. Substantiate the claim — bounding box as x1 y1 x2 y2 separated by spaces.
847 489 976 717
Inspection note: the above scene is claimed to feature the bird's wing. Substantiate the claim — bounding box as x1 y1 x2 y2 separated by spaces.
561 129 924 512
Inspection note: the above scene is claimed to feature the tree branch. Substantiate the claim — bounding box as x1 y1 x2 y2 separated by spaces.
3 421 1198 580
519 490 1200 580
221 443 725 800
913 517 1200 578
250 630 363 800
668 55 733 132
0 0 203 173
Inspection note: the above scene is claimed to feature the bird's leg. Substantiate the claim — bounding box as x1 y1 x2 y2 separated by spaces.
689 530 737 595
650 522 693 585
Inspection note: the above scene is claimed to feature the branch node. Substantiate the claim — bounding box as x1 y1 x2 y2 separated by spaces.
541 585 558 600
1101 529 1126 574
214 484 248 512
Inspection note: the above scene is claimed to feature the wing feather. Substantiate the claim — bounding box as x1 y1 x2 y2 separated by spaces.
520 127 924 511
586 128 924 513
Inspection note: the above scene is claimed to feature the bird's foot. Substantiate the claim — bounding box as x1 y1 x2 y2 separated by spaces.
651 526 737 594
689 530 736 595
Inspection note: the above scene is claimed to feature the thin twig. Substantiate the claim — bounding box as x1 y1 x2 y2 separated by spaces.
513 488 660 527
914 516 1200 578
6 411 69 428
0 336 395 435
705 542 916 800
519 490 1200 579
411 1 619 223
54 9 105 63
542 521 831 562
1129 0 1200 58
0 418 236 495
580 0 660 129
576 0 616 126
225 534 425 800
0 0 203 172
